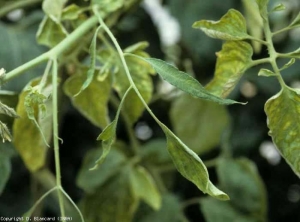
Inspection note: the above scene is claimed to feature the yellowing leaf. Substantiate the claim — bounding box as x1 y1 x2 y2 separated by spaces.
140 57 243 105
160 123 229 200
130 166 161 210
206 41 253 98
13 78 52 172
36 16 68 48
170 94 229 154
265 88 300 177
192 9 251 40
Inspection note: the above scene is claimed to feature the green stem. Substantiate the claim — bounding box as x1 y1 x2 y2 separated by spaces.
181 197 201 209
52 58 65 218
38 60 52 93
263 16 287 88
250 58 271 67
0 0 42 18
272 26 293 36
4 15 99 83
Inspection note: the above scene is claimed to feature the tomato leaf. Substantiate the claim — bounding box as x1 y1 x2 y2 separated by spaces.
205 41 253 98
192 9 251 40
265 88 300 177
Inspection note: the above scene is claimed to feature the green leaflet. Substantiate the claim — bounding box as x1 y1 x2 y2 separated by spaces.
271 3 285 12
265 87 300 177
289 12 300 28
36 16 68 48
206 41 253 98
42 0 67 22
13 78 52 172
63 69 110 128
280 58 295 71
170 94 229 154
255 0 269 20
192 9 251 40
81 165 139 222
217 158 267 217
258 68 276 77
90 87 132 170
91 0 124 16
61 4 83 20
77 145 127 193
75 26 102 96
130 166 161 210
160 123 229 200
139 57 243 105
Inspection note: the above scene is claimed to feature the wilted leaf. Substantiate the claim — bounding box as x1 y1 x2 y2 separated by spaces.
63 71 111 129
170 94 229 154
76 145 127 193
192 9 251 40
265 87 300 177
135 194 186 222
36 16 68 48
206 41 253 98
201 197 257 222
75 26 102 96
217 158 267 217
160 123 229 200
140 57 243 105
42 0 67 22
255 0 269 20
130 166 161 210
289 12 300 28
90 87 132 170
12 78 52 172
81 165 139 222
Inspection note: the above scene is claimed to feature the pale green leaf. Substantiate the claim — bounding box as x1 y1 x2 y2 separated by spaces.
91 0 124 16
42 0 67 22
90 87 132 170
255 0 269 20
289 12 300 28
61 4 83 20
192 9 251 40
140 57 243 105
280 58 295 71
258 68 276 77
0 151 11 194
12 78 52 172
242 0 263 53
265 88 300 177
271 3 285 12
135 194 186 222
76 145 127 193
170 94 229 154
36 16 68 48
130 166 161 210
63 70 110 129
160 123 229 200
206 41 253 98
81 166 139 222
75 26 102 96
217 158 267 217
201 198 257 222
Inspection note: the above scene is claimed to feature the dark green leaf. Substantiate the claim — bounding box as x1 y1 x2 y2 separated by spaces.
81 165 139 222
75 26 102 96
130 166 161 210
160 123 229 200
289 12 300 28
36 16 68 48
76 145 127 193
258 68 276 77
170 94 229 154
63 69 111 128
265 87 300 177
201 198 257 222
217 158 267 217
192 9 251 40
42 0 67 22
255 0 269 20
206 41 253 98
90 87 132 170
12 78 52 172
140 57 243 105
